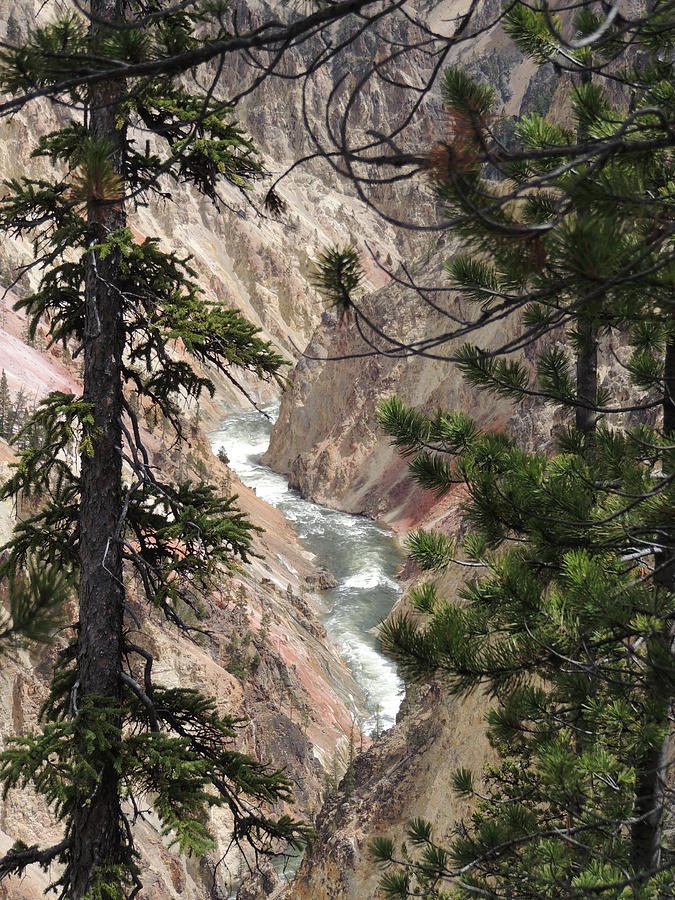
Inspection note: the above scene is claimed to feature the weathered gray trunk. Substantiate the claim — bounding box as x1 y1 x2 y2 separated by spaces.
630 737 670 875
631 335 675 874
657 334 675 591
70 0 126 895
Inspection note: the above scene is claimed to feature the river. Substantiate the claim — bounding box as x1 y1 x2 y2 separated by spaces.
209 405 404 734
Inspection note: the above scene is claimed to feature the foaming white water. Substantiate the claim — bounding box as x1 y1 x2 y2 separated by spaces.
210 405 404 733
335 636 401 729
342 568 399 592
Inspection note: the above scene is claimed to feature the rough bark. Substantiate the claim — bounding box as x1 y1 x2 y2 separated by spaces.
70 0 126 895
575 321 598 435
658 334 675 589
630 738 670 875
574 62 599 439
629 336 675 875
664 337 675 441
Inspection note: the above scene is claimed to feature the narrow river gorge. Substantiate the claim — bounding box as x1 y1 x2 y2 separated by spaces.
210 405 404 735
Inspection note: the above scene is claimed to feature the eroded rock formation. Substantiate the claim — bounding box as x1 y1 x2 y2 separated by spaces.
0 291 364 898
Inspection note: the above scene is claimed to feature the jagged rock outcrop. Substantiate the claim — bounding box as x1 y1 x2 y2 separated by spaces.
277 561 491 900
258 0 583 528
256 17 648 899
286 686 492 899
266 537 483 899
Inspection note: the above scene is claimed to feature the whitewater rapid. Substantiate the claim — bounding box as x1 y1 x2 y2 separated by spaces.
209 405 404 733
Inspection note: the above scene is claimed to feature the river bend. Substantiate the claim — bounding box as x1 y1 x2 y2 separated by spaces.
209 405 403 733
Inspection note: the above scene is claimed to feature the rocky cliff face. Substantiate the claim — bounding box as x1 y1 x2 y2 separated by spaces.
255 15 638 900
0 2 407 893
0 0 435 413
278 553 494 900
263 245 556 532
0 4 447 886
287 683 491 900
0 289 365 898
259 0 566 528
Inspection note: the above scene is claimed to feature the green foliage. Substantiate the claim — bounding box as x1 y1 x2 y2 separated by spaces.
0 1 309 896
322 723 359 800
433 5 674 423
0 370 11 439
456 343 532 400
405 530 456 571
441 67 495 120
223 627 260 679
0 688 311 886
0 560 69 650
373 2 675 895
377 400 675 893
504 3 562 64
0 380 37 446
312 245 364 318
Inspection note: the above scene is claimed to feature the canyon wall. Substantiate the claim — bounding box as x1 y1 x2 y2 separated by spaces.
258 13 631 900
0 289 366 899
0 5 452 885
0 0 441 414
283 564 493 900
263 246 554 532
260 1 565 529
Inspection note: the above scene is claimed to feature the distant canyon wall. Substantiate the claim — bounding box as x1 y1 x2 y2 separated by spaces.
260 0 566 529
0 0 441 413
263 246 553 533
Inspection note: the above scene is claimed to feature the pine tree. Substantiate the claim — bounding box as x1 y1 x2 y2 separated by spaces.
5 386 27 442
0 560 69 651
308 2 675 896
0 2 351 895
372 394 674 896
422 9 675 883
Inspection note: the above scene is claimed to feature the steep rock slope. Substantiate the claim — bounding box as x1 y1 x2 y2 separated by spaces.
283 563 492 900
256 18 625 899
0 0 535 411
263 246 552 530
0 3 578 898
260 1 572 526
287 685 491 900
0 3 419 894
0 297 364 899
0 0 442 412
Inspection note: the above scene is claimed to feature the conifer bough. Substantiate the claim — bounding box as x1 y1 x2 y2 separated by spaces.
0 0 422 895
344 2 675 897
312 0 673 896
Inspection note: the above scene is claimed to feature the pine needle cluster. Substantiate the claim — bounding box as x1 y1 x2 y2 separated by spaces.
369 1 675 897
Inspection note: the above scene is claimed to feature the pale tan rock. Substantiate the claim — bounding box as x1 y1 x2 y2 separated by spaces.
0 303 364 898
285 678 492 900
263 249 534 532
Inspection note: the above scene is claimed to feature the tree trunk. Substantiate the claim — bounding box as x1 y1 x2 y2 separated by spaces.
70 1 126 895
630 336 675 875
575 320 598 435
574 63 598 438
657 334 675 588
630 738 669 875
